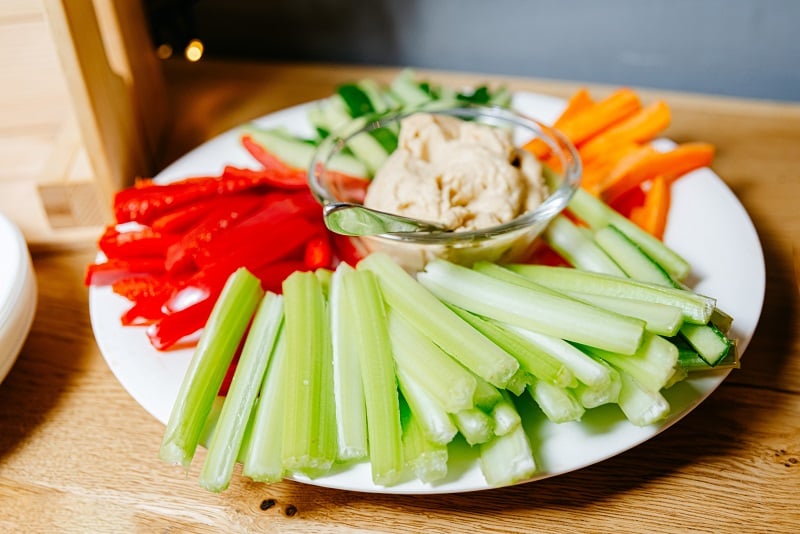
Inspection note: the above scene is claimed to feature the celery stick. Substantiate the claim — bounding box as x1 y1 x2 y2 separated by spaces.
617 371 671 426
387 309 477 413
503 324 611 389
449 304 575 389
472 376 503 412
160 268 264 469
479 418 537 486
571 358 621 409
562 291 684 337
396 366 458 445
491 391 522 436
280 271 337 478
580 333 679 394
545 215 627 276
359 252 519 388
401 403 448 484
505 369 532 396
242 329 288 483
342 268 404 485
453 408 495 446
315 267 333 295
330 263 368 461
419 259 645 355
528 378 585 423
568 187 691 281
508 264 714 325
199 292 284 492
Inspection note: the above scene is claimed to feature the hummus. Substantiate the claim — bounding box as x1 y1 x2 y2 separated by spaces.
363 113 547 232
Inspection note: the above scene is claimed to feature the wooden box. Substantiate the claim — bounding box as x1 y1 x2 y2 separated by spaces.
0 0 166 248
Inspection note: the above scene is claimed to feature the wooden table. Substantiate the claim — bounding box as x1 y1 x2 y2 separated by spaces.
1 62 799 533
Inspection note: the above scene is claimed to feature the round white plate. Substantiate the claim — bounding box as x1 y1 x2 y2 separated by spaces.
0 213 37 385
89 91 765 494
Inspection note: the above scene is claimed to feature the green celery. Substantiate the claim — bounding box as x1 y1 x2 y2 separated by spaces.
571 357 621 409
617 371 671 426
508 264 714 325
505 368 533 396
545 215 627 276
396 366 458 445
503 324 612 389
449 304 575 389
490 391 522 436
419 259 645 356
453 408 495 446
580 333 679 394
199 292 284 492
359 252 519 388
387 309 477 413
471 376 503 412
479 413 537 486
401 402 448 484
241 329 288 483
527 378 585 423
342 268 404 485
329 263 368 461
280 271 337 478
160 268 264 469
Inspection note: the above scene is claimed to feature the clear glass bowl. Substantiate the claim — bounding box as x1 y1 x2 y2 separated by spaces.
308 104 582 272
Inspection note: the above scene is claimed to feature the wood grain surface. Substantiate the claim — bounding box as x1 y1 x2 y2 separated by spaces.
1 62 799 533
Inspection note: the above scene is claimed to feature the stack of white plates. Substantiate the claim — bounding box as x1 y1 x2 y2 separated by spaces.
0 213 37 385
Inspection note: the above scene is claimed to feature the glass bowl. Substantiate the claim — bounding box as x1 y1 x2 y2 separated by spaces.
308 104 582 272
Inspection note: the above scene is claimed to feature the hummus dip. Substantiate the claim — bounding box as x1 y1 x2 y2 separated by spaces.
363 112 547 232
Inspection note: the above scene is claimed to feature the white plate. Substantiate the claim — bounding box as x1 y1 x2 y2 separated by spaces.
89 92 765 494
0 213 37 385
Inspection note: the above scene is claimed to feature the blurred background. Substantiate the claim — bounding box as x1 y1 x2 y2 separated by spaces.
145 0 799 102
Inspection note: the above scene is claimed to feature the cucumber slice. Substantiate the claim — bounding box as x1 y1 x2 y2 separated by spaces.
337 83 375 118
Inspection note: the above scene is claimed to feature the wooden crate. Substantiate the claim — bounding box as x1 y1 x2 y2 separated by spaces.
0 0 166 248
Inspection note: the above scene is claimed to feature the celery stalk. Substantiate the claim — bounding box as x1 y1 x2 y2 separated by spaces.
401 402 448 484
342 268 404 485
453 408 495 446
571 357 621 409
330 263 368 461
528 378 585 423
280 271 337 478
387 309 477 413
580 333 679 394
471 376 503 412
159 268 264 469
505 368 533 396
359 252 519 388
479 412 537 486
617 371 671 426
241 328 288 483
199 292 284 492
396 366 458 445
419 259 645 356
449 304 575 388
491 391 522 436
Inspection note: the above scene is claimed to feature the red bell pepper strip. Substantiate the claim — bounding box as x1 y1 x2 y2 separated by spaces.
330 233 366 267
252 259 308 294
304 234 334 270
85 257 166 286
239 135 308 187
222 162 307 190
111 275 171 302
163 194 265 273
146 296 217 351
98 226 178 259
314 163 371 204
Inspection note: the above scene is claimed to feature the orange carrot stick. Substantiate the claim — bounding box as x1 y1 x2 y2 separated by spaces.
584 143 658 196
554 88 595 127
579 100 671 164
579 141 643 192
598 142 715 204
629 176 671 240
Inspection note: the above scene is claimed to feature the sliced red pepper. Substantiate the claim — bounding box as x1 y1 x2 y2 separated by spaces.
164 194 264 274
98 225 178 259
314 163 371 204
252 260 308 294
240 135 308 187
146 296 217 351
111 275 171 302
150 201 214 234
121 296 169 326
192 194 323 268
85 257 166 286
330 234 366 267
304 234 334 270
222 163 307 190
609 185 646 220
